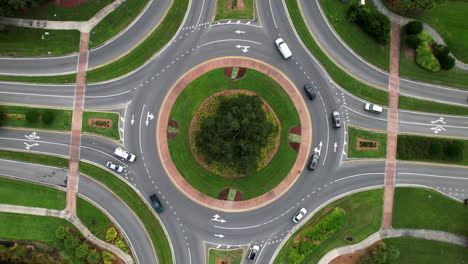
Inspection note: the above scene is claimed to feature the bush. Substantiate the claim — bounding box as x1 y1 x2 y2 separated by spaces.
406 35 422 49
105 227 117 242
438 55 455 70
416 31 433 44
429 142 443 158
25 109 40 123
42 110 55 124
433 44 450 58
347 5 390 44
87 249 101 264
445 141 464 161
75 244 90 261
359 243 399 264
433 44 455 70
415 44 441 72
405 21 423 35
102 251 116 264
115 234 130 254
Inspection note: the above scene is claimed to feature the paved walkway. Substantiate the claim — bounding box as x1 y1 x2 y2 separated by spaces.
373 0 468 72
0 204 133 264
318 228 468 264
66 32 89 214
0 0 124 32
382 23 400 230
157 57 312 212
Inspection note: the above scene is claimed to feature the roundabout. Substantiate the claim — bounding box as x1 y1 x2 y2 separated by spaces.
157 57 312 211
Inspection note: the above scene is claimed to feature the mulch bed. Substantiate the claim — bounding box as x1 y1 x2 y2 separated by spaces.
288 126 301 152
167 119 179 140
216 258 232 264
217 188 243 201
404 45 415 62
88 118 112 129
188 89 281 178
356 138 379 150
224 67 247 80
226 0 245 10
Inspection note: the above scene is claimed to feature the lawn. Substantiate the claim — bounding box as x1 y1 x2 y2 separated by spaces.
15 0 113 21
320 0 390 71
399 94 468 116
214 0 254 20
168 68 300 199
393 187 468 236
82 111 120 140
76 197 112 241
274 189 383 264
0 213 75 243
0 150 68 168
384 237 468 263
0 177 65 210
0 27 80 57
347 126 387 159
90 0 149 48
208 248 243 264
397 135 468 166
399 32 468 90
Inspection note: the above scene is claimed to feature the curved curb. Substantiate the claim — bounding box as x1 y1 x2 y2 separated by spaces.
318 228 468 264
156 56 312 212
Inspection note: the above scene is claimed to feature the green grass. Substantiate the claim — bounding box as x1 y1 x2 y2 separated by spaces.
214 0 254 20
0 105 72 130
0 27 80 57
384 237 468 264
274 189 383 264
397 135 468 166
320 0 390 71
169 69 300 199
79 162 172 264
16 0 113 21
82 111 120 140
0 150 68 167
347 126 387 158
90 0 149 48
0 177 65 209
0 213 75 243
399 95 468 115
393 187 468 236
399 32 468 90
208 248 243 264
77 197 112 241
0 149 172 264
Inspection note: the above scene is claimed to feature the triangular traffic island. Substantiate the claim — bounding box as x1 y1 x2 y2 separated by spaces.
167 119 179 140
288 126 301 152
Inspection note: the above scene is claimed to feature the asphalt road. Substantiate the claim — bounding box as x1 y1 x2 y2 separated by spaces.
0 0 468 264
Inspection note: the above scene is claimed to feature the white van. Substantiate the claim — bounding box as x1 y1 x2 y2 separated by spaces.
364 103 383 113
275 38 292 59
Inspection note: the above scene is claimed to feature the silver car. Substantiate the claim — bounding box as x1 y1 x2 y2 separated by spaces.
293 208 307 223
106 161 124 173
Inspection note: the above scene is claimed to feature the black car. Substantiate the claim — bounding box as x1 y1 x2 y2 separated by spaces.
150 194 164 214
248 244 260 261
331 111 341 128
303 84 316 100
308 153 320 170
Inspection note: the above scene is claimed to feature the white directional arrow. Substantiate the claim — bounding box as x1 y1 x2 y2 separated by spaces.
333 142 338 152
211 214 227 223
214 234 225 238
24 142 39 150
145 112 154 126
24 132 40 140
131 114 135 126
235 30 245 34
246 21 251 25
235 45 250 53
314 141 323 155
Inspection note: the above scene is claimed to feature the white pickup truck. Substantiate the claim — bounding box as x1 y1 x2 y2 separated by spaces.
113 147 136 162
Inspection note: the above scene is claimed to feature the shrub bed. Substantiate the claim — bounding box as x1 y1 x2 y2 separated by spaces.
397 135 465 163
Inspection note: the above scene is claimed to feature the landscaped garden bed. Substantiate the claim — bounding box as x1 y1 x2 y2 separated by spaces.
214 0 254 20
168 68 300 200
347 126 387 159
208 248 243 264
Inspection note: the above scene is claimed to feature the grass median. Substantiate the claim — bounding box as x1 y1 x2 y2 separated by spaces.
347 125 387 159
214 0 254 20
0 150 172 263
208 248 243 264
274 189 383 264
393 187 468 236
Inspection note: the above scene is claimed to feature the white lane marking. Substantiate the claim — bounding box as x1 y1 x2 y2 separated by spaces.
199 39 262 47
399 121 468 130
335 172 385 183
399 172 468 181
318 91 329 166
0 91 72 98
214 207 295 230
343 105 387 122
269 0 277 28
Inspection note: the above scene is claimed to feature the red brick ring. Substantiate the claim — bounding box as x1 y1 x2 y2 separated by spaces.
156 56 312 212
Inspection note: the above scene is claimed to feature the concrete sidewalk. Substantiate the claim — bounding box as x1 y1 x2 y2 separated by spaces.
0 0 124 32
0 204 134 264
373 0 468 72
318 228 468 264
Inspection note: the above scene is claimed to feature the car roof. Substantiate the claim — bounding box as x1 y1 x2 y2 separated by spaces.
333 111 339 116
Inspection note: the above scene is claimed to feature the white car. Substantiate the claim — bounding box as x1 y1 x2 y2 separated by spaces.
293 208 307 223
106 161 124 173
247 244 260 261
114 147 136 162
275 38 292 59
364 103 383 113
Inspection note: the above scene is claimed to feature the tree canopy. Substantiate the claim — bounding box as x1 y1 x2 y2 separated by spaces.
194 94 277 176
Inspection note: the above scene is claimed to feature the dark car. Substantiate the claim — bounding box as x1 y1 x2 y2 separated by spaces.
308 153 320 170
331 111 341 128
303 84 316 100
150 194 164 214
248 244 260 261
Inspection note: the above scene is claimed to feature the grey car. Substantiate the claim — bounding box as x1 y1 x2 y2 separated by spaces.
303 84 316 100
308 153 320 170
331 111 341 128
